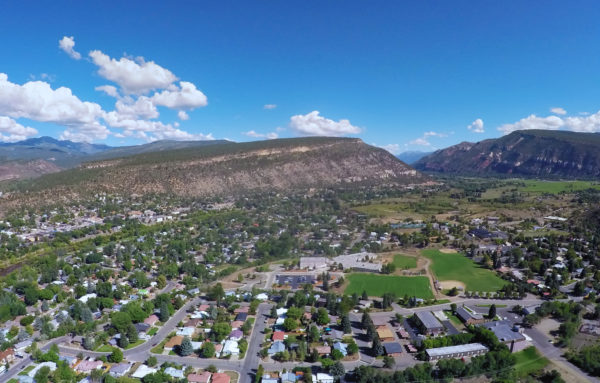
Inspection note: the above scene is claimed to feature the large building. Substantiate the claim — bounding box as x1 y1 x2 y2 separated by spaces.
415 311 445 335
456 306 486 325
480 321 527 352
426 343 488 361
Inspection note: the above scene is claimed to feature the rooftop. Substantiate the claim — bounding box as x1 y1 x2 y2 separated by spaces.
426 343 488 357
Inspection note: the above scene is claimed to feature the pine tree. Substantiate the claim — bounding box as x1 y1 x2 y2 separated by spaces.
341 314 352 334
362 290 368 300
179 336 194 356
371 334 384 356
159 301 170 322
488 304 497 319
127 323 138 343
83 336 94 351
118 333 129 348
361 312 372 328
366 323 376 342
270 305 278 319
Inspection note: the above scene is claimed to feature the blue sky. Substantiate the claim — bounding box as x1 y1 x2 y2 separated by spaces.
2 1 600 152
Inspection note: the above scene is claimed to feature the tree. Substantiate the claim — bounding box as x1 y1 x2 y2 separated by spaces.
348 342 359 355
83 336 95 351
156 275 167 289
118 333 129 348
209 283 226 306
179 336 194 356
34 366 51 383
127 323 139 343
371 334 384 356
270 305 278 319
316 308 330 326
448 287 459 296
330 361 345 379
341 314 351 334
283 317 298 332
383 355 395 368
146 356 158 367
450 303 457 313
361 290 369 300
202 342 216 358
256 364 264 383
111 311 132 333
159 301 170 322
109 347 123 363
308 325 320 342
488 304 497 319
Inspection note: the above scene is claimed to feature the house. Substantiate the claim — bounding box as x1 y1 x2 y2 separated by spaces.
255 293 269 301
235 312 248 321
109 363 132 377
229 329 244 341
17 376 34 383
456 307 486 325
281 372 297 383
212 372 231 383
75 360 102 373
176 327 196 337
186 318 202 327
383 342 403 357
58 355 77 367
234 306 250 314
324 329 343 341
426 343 488 361
414 311 445 335
0 348 15 364
132 365 158 379
313 373 334 383
272 331 285 341
222 340 240 356
333 342 348 357
480 321 527 352
144 314 159 326
188 372 212 383
134 322 151 334
164 335 184 351
262 374 279 383
315 345 331 356
231 320 244 329
14 339 33 352
376 326 395 342
268 341 286 355
165 367 185 379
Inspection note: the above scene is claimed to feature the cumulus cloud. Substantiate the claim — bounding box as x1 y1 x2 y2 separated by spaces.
467 118 485 133
0 116 38 142
95 85 119 98
177 111 189 120
378 143 401 155
408 138 432 147
424 131 447 138
89 50 178 94
289 111 361 136
243 130 278 139
151 81 207 110
551 107 567 115
0 73 109 141
58 36 81 60
114 96 158 120
263 104 277 110
498 114 563 134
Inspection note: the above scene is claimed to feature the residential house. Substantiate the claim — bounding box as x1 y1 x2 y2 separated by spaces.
75 360 103 373
165 367 185 379
229 329 243 341
281 372 297 383
222 340 240 356
212 372 231 383
188 372 212 383
109 363 131 378
132 365 158 379
176 327 196 337
268 341 286 355
144 314 159 326
383 342 403 357
134 323 151 334
0 348 15 364
315 345 331 356
235 313 248 321
262 374 279 383
332 342 347 357
313 373 334 383
272 331 285 342
58 355 77 367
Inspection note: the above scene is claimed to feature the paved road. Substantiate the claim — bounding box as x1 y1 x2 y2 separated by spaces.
3 336 69 382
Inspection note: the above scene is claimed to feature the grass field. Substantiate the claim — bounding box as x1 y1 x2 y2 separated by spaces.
392 254 417 269
422 249 507 292
514 346 549 376
345 273 434 299
95 344 113 352
519 180 600 194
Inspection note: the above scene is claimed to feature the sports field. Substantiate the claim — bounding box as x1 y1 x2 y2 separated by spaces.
392 254 417 269
345 273 434 299
422 249 507 292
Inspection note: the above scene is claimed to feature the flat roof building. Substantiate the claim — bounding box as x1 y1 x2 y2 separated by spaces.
426 343 488 361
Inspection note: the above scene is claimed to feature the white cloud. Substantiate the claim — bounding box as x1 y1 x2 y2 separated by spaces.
243 130 278 139
114 96 158 120
467 118 485 133
563 111 600 132
289 110 361 136
408 138 432 147
58 36 81 60
151 81 207 110
263 104 277 110
550 107 567 115
0 73 109 141
0 116 38 142
498 114 563 134
424 131 447 138
378 143 401 155
95 85 119 98
89 50 178 94
178 111 189 120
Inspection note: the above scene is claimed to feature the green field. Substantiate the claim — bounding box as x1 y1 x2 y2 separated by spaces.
519 180 600 194
345 273 434 299
514 346 549 376
392 254 417 269
422 249 507 292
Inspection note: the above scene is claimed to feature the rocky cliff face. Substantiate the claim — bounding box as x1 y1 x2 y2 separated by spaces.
2 137 426 207
414 130 600 178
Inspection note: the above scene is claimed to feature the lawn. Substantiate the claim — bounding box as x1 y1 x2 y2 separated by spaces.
345 273 434 299
392 254 417 269
519 180 600 194
422 249 507 292
125 339 145 349
95 344 113 352
147 327 158 336
514 346 549 376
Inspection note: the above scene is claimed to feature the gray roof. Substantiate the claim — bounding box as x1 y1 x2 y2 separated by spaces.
426 343 488 358
456 307 483 321
480 321 526 343
415 311 443 329
383 342 403 354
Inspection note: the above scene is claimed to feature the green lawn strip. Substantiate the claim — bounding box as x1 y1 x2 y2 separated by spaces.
8 379 18 383
345 273 434 299
147 327 158 336
19 365 35 375
125 339 145 349
514 346 549 376
422 249 507 292
95 344 113 352
392 254 417 269
444 311 464 327
151 339 168 354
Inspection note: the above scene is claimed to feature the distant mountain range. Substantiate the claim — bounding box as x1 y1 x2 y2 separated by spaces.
1 137 425 209
396 151 433 164
0 137 229 181
414 130 600 178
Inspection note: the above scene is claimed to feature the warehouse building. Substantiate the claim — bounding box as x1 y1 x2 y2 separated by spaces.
426 343 488 361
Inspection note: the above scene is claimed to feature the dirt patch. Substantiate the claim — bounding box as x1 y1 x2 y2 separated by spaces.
439 248 457 254
439 280 466 291
537 318 561 338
